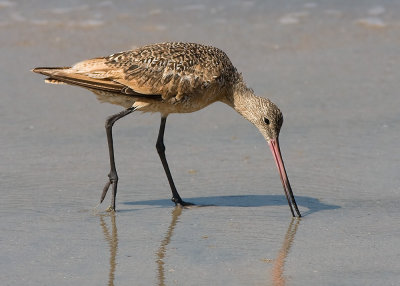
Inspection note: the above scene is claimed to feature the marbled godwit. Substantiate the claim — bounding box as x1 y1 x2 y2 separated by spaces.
33 42 301 217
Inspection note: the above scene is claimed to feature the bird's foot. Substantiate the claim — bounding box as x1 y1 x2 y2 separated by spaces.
100 171 118 212
100 172 118 203
171 197 194 208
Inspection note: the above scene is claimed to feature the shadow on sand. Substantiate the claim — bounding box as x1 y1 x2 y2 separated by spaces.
123 195 339 216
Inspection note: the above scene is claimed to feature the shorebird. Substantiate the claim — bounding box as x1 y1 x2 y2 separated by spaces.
33 42 301 217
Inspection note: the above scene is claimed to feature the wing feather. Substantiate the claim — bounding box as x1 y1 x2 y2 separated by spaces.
32 66 161 99
33 42 238 103
103 42 238 101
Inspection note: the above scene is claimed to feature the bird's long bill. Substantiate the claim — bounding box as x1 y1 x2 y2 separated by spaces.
268 138 301 217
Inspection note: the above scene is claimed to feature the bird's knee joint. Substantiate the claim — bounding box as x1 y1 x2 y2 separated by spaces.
108 172 118 182
156 142 165 153
105 120 114 129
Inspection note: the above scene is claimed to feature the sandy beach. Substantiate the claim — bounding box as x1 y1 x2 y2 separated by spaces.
1 1 400 285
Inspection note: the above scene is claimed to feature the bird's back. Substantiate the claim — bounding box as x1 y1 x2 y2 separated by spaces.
34 42 237 99
103 42 238 100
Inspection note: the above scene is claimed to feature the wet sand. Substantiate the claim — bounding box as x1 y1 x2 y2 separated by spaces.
1 1 400 285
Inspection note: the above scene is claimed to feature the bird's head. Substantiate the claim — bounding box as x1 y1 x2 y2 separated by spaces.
252 98 283 142
232 93 301 217
235 95 283 142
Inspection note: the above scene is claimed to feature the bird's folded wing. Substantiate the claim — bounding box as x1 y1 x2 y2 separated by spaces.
98 43 231 101
32 64 161 99
34 42 234 102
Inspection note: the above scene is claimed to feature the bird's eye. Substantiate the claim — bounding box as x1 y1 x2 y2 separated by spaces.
263 117 270 125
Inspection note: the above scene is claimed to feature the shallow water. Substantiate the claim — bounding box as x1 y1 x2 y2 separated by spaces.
1 1 400 285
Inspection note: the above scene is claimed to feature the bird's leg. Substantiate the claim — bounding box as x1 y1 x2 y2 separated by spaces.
156 116 193 206
100 107 136 211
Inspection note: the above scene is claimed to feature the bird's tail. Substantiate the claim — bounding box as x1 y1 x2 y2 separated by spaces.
32 67 70 84
31 66 124 93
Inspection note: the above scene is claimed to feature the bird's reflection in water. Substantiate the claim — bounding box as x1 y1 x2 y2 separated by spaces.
271 218 300 286
156 206 183 286
98 207 298 286
99 212 118 286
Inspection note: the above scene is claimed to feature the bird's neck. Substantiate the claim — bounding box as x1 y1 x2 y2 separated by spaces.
221 78 260 123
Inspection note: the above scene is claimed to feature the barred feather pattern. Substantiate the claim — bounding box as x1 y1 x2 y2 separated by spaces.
104 42 239 101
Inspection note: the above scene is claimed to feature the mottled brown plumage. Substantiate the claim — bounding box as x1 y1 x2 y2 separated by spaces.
34 42 240 115
33 42 301 217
